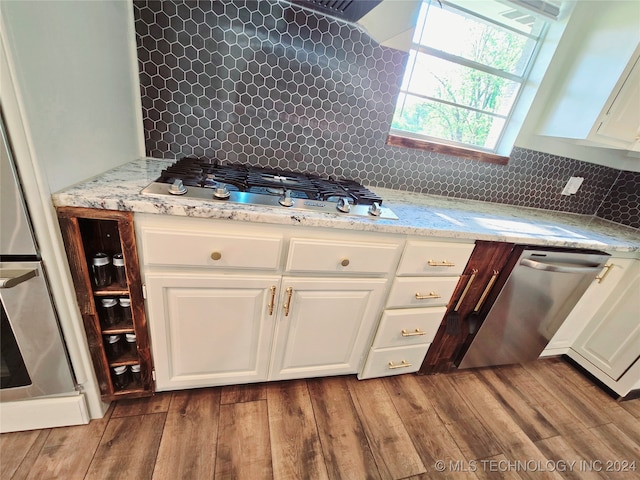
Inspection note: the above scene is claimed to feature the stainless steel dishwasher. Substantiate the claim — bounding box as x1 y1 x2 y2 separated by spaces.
457 247 609 369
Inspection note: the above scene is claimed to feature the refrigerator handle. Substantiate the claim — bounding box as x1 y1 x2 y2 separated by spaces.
520 258 604 274
0 268 37 288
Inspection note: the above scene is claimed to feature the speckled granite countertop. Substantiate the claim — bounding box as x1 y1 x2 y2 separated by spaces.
52 158 640 254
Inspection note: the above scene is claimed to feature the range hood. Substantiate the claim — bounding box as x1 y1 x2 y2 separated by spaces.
288 0 422 51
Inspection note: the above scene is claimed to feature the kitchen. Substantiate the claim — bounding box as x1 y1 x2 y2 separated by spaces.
1 0 639 478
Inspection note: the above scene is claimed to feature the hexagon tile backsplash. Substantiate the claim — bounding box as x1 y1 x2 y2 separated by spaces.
133 0 640 229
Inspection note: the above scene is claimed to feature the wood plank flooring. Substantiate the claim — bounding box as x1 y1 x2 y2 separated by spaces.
2 357 639 480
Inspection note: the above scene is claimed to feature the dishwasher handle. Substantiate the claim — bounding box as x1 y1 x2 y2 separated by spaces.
520 258 604 274
0 268 38 288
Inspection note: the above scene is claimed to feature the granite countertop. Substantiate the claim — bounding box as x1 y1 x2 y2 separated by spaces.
52 158 640 254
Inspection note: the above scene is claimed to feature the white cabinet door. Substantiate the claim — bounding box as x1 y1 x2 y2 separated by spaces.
145 273 280 390
544 257 636 354
269 277 387 381
571 260 640 381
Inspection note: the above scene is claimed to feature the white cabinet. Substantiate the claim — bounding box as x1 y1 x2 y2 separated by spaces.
135 213 404 390
543 257 637 355
145 273 279 390
561 258 640 397
269 277 387 381
587 47 640 152
359 240 473 379
569 259 640 381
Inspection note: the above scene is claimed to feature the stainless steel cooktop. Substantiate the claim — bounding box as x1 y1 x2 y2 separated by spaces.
141 157 398 220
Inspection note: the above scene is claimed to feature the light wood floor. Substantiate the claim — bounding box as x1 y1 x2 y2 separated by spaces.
2 357 639 480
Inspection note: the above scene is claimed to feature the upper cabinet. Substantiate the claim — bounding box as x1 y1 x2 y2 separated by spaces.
537 1 640 153
587 48 640 152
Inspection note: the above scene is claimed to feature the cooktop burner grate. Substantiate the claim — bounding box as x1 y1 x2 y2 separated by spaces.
142 157 397 220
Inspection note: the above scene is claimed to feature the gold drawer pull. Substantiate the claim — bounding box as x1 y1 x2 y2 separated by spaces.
428 259 455 267
401 328 425 337
211 251 222 261
595 264 614 283
388 360 412 369
283 287 293 316
340 258 350 267
268 286 276 315
415 291 441 300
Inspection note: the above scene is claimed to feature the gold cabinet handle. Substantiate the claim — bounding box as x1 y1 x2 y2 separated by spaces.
473 270 499 312
388 360 412 369
415 291 441 300
211 251 222 261
595 264 614 283
401 328 425 337
427 259 455 267
453 268 478 312
340 258 350 267
283 287 293 316
268 286 276 315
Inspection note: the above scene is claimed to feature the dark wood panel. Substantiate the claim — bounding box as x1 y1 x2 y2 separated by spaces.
420 240 515 374
111 392 172 418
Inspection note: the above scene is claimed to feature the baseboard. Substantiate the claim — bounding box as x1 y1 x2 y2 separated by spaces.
0 393 89 433
621 389 640 401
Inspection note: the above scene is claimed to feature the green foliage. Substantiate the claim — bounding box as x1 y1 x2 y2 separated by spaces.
393 19 528 149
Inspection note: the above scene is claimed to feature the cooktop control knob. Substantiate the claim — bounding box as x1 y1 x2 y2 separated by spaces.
212 183 231 199
279 189 294 207
368 202 382 216
337 197 351 213
169 179 188 195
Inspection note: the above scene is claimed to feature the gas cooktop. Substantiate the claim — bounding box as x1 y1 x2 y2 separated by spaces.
141 157 398 220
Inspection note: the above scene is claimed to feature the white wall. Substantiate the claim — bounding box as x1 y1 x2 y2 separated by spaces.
516 0 640 172
0 0 144 419
0 0 144 192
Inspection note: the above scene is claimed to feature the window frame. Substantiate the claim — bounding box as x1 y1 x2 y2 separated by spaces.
388 0 552 162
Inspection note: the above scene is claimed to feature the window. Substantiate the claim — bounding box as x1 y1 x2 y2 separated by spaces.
390 0 555 159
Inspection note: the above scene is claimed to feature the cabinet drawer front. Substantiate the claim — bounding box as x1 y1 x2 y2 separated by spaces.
359 345 429 379
140 229 283 269
386 277 458 308
372 307 446 348
397 241 474 276
285 238 401 275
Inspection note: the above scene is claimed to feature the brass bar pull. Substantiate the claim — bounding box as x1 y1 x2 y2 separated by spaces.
268 286 276 315
283 287 293 316
595 264 614 284
427 259 455 267
473 270 499 312
415 291 441 300
453 269 478 312
388 360 412 369
401 328 425 337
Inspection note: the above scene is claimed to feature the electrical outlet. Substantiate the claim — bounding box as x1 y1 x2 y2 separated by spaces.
561 176 584 196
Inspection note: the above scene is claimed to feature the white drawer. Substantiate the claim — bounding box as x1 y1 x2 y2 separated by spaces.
386 277 458 308
285 238 401 275
372 307 445 348
359 344 429 379
140 228 283 269
397 241 474 276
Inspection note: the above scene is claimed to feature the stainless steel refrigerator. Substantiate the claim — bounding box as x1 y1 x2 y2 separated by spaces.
0 111 76 401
